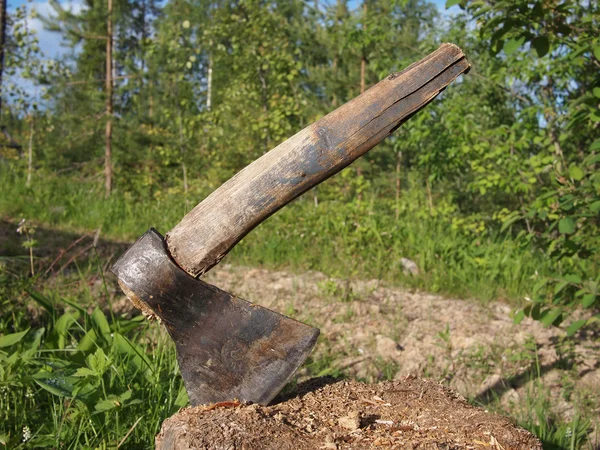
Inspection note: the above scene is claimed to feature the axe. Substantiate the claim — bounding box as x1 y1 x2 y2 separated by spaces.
111 44 470 406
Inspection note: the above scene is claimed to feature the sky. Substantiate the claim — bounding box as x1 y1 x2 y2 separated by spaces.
9 0 81 59
9 0 460 62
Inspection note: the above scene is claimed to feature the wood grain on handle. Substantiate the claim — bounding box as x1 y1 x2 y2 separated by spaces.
166 43 470 277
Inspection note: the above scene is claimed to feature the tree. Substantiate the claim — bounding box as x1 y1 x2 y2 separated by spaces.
438 0 600 332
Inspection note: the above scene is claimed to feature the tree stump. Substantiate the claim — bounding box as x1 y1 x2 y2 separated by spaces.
156 377 541 449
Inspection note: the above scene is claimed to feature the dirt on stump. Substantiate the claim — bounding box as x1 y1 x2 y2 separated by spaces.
156 376 541 450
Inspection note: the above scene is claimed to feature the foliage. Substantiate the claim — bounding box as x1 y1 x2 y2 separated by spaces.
450 0 600 333
0 270 186 448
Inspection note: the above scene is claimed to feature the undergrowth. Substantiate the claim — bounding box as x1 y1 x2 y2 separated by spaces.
1 168 595 448
0 262 187 448
0 166 558 305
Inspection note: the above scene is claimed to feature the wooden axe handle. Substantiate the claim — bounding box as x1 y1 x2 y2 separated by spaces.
166 43 470 277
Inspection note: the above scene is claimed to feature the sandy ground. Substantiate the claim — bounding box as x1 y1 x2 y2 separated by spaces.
201 264 600 443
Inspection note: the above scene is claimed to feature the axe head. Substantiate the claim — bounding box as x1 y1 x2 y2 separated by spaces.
111 229 319 406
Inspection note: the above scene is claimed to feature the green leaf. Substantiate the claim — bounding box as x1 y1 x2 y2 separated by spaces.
564 274 582 284
513 309 525 324
55 312 79 349
593 87 600 99
504 37 525 55
112 332 153 375
558 217 575 234
582 294 596 308
554 280 569 295
0 328 30 348
568 165 584 181
531 36 549 57
590 139 600 151
94 391 134 412
588 314 600 325
531 303 541 320
566 319 587 337
540 308 562 327
594 46 600 61
77 329 98 353
33 371 76 397
445 0 460 7
95 397 120 412
174 384 189 408
91 308 112 343
589 201 600 213
74 367 97 377
27 289 55 316
86 348 109 376
500 212 521 232
531 278 548 294
28 434 56 447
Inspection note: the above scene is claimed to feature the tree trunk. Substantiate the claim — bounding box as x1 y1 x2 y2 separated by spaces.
207 54 213 111
395 150 401 220
356 0 368 199
26 117 34 187
0 0 7 116
360 0 367 95
104 0 113 198
426 178 434 214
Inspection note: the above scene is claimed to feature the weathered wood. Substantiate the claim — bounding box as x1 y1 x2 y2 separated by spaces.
166 43 470 277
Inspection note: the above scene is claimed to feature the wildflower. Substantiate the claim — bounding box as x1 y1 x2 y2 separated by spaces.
25 387 34 399
565 427 572 438
22 426 32 442
16 218 27 234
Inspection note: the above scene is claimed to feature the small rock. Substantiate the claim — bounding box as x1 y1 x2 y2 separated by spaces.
338 410 360 430
399 257 420 276
376 335 402 361
476 374 502 398
320 444 337 449
320 434 337 449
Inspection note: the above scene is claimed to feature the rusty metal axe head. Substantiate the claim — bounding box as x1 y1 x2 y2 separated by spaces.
111 43 470 407
112 229 318 406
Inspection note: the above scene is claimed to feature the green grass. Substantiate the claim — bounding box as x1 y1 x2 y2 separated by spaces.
0 260 187 449
478 349 592 450
1 165 556 306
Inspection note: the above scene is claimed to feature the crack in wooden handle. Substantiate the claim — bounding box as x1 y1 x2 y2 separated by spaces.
166 43 470 278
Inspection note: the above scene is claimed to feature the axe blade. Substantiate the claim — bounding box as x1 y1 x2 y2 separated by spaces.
111 229 319 406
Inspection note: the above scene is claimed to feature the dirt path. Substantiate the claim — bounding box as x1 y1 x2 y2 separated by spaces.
202 264 600 442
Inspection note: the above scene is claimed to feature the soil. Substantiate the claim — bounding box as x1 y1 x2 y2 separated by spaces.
156 377 541 450
202 264 600 423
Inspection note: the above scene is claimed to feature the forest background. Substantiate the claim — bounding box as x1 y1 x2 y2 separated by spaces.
0 0 599 448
